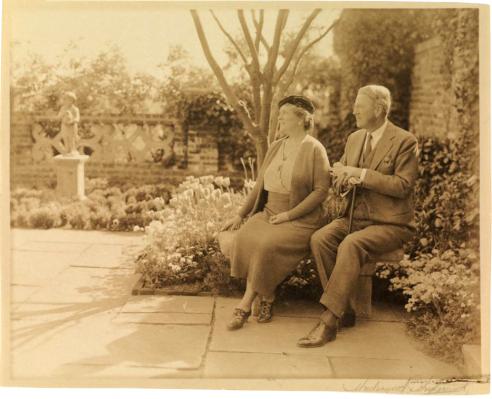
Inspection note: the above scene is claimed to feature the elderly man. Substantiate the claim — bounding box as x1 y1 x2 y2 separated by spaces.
297 85 419 348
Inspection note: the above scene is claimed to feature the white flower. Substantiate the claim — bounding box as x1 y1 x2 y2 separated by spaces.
214 176 224 186
244 179 256 190
170 263 182 272
212 189 221 199
199 175 214 185
169 198 178 207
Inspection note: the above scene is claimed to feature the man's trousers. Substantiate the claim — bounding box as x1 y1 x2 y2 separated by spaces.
310 217 414 324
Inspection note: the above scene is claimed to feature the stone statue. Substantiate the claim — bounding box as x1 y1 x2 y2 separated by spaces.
57 91 80 156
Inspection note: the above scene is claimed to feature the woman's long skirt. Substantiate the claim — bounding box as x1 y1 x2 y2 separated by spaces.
229 191 316 296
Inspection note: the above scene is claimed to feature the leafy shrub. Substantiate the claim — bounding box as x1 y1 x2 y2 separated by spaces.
377 249 480 362
10 179 174 231
62 202 91 230
277 257 323 301
28 204 62 229
85 177 109 194
406 137 479 257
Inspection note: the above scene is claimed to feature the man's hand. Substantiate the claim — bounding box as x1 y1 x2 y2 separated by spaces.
332 164 363 179
269 212 290 224
332 164 363 190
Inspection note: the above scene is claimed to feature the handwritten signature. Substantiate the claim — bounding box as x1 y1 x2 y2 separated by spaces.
343 378 486 394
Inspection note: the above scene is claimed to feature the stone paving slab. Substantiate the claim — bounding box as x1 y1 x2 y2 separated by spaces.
10 250 76 286
10 284 40 304
203 351 335 379
10 302 97 323
47 363 203 379
25 267 140 304
113 312 212 325
211 298 464 378
14 241 91 253
329 355 461 379
11 228 145 247
11 311 211 378
121 295 215 314
72 243 137 269
11 304 125 353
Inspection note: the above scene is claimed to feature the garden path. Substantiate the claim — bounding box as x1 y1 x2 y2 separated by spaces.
6 228 467 388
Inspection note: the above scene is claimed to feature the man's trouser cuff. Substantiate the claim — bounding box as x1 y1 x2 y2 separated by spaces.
319 290 346 320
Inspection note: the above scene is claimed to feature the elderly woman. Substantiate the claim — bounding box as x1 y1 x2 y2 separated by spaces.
221 95 331 330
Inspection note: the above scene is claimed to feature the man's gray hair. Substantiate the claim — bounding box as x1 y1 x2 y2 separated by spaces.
358 85 391 117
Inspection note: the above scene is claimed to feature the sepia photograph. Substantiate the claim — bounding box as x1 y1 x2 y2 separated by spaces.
0 0 490 393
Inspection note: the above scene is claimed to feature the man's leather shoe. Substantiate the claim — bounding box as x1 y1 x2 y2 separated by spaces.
340 310 356 328
297 320 337 348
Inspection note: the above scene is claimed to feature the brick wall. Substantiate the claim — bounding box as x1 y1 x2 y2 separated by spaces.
409 37 459 139
10 113 222 189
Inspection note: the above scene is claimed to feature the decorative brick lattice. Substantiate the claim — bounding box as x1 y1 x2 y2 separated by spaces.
30 115 181 164
11 114 220 187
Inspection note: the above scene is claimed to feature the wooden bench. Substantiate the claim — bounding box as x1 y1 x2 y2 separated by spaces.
349 248 404 318
252 248 404 319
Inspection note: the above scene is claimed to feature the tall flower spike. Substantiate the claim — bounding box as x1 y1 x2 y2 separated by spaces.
240 157 249 181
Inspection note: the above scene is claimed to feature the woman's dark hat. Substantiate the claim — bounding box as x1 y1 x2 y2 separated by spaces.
278 95 315 114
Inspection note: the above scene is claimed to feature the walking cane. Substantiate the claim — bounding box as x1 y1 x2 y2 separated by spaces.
317 181 358 289
348 184 358 234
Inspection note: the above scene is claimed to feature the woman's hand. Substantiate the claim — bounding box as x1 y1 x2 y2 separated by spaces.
221 215 243 231
269 212 290 224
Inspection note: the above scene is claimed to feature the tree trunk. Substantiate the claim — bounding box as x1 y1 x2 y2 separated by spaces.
254 135 268 169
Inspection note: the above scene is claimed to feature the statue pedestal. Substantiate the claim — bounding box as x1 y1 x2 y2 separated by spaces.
53 154 89 200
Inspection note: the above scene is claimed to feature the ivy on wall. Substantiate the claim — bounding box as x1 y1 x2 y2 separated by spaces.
179 91 255 172
430 9 480 248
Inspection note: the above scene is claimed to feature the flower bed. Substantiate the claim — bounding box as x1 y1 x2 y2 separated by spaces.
10 178 173 231
135 175 250 295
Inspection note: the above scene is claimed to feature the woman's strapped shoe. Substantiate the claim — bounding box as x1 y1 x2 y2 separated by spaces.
227 308 251 330
257 300 274 323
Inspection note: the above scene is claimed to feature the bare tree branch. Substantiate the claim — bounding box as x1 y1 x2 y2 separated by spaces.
190 10 257 134
264 10 289 81
260 10 289 145
269 18 338 142
251 10 271 53
251 9 265 54
273 9 322 84
210 10 250 70
283 18 339 92
237 10 261 76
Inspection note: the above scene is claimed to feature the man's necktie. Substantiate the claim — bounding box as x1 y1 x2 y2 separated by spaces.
363 131 373 163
